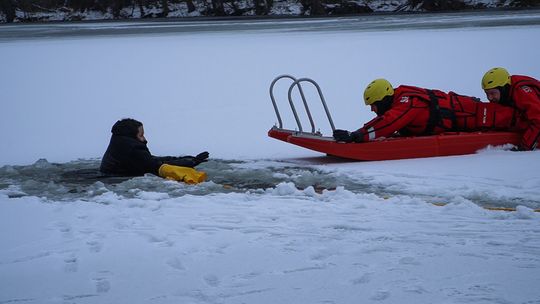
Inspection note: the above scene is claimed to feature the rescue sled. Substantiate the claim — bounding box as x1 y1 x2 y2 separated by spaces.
268 75 521 161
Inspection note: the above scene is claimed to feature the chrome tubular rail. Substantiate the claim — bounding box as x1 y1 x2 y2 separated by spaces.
269 75 300 131
288 78 336 133
269 75 335 134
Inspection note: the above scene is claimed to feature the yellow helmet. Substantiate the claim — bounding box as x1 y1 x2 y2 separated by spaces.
363 79 394 105
481 67 511 90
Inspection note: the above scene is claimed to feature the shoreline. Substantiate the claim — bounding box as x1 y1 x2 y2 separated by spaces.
2 5 539 25
2 8 540 42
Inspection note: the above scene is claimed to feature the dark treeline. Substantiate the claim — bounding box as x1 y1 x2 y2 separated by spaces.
1 0 539 23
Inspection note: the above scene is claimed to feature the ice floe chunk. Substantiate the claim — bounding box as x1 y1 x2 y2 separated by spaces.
135 191 170 201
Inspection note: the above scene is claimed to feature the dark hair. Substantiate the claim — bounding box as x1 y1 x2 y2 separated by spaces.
111 118 143 138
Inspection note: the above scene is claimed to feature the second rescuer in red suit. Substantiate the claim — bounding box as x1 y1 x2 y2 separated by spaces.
482 67 540 150
333 79 518 143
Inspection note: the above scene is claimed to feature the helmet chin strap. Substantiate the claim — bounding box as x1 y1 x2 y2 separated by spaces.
376 95 393 116
498 84 512 106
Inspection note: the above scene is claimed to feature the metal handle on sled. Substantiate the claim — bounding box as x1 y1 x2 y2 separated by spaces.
270 75 314 132
288 78 336 132
269 75 295 130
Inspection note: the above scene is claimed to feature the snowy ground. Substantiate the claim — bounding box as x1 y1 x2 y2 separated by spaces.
1 183 539 304
1 13 540 304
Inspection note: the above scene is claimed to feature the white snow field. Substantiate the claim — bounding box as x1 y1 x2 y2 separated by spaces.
1 14 540 304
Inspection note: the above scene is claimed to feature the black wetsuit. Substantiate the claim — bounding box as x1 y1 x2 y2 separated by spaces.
100 135 198 176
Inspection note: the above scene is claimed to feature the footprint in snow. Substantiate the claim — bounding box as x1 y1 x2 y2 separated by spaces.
55 222 73 238
139 232 174 247
203 274 220 287
228 272 262 288
370 290 390 301
310 248 336 261
351 272 373 285
403 285 428 294
87 240 103 253
94 279 110 293
166 257 185 271
399 257 421 265
64 255 78 273
92 272 112 293
236 271 262 280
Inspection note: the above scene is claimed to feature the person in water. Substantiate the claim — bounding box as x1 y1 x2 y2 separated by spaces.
100 118 208 184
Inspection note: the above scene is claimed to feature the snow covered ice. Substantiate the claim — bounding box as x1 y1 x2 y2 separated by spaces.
1 173 540 303
1 11 540 304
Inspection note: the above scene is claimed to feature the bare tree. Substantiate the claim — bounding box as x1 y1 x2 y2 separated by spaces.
0 0 16 22
254 0 273 15
185 0 196 12
301 0 325 15
211 0 225 15
160 0 168 16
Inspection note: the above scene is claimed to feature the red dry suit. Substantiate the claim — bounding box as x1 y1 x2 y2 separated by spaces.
505 75 540 150
357 85 516 141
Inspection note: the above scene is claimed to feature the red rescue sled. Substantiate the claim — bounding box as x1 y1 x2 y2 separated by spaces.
268 75 520 161
269 127 520 161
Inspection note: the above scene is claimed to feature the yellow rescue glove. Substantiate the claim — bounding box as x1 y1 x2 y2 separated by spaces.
158 164 207 184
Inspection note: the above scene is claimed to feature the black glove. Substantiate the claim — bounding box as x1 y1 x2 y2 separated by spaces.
194 151 209 164
333 129 353 142
350 130 364 143
333 129 364 143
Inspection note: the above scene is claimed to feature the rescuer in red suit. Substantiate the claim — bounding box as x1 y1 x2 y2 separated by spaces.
333 78 518 143
481 67 540 150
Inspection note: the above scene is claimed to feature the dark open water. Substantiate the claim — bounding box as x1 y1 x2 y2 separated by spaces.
1 158 538 210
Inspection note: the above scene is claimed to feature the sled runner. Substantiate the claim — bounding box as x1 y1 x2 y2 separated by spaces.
268 75 521 161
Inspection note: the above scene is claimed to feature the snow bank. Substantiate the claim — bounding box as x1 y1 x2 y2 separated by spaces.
1 184 539 303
